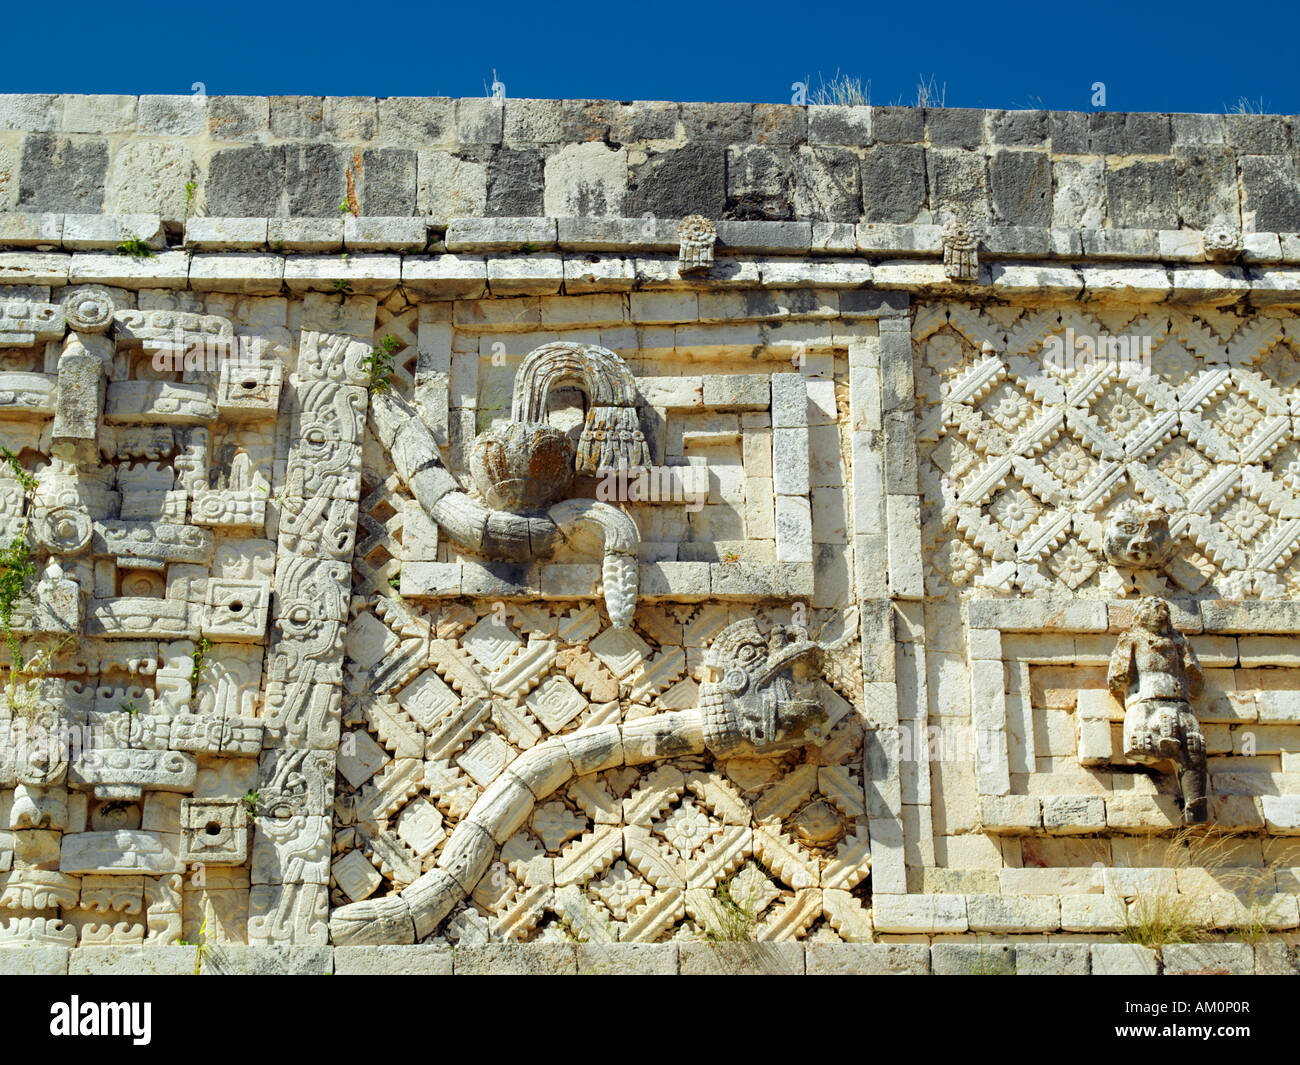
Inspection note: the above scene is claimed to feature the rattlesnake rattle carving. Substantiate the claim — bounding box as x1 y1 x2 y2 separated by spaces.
330 619 835 945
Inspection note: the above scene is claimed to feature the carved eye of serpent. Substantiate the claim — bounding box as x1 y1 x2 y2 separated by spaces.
721 668 749 694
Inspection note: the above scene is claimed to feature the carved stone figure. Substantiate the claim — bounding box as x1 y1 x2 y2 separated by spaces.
370 341 649 625
942 218 979 281
1203 223 1243 263
1107 597 1208 824
328 617 828 944
1103 502 1173 568
678 215 717 274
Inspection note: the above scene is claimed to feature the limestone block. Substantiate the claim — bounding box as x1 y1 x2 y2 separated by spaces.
805 943 928 975
1091 942 1157 975
678 943 804 975
334 944 454 974
1163 942 1253 975
60 831 184 875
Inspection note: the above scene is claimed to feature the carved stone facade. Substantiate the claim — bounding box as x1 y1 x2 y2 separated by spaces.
2 94 1300 972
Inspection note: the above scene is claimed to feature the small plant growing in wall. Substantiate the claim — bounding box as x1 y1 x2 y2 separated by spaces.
115 238 156 259
364 335 401 394
183 181 198 217
190 636 212 688
1 447 40 715
699 875 761 943
242 789 261 818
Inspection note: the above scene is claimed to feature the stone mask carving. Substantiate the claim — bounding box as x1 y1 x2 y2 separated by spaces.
1103 502 1173 569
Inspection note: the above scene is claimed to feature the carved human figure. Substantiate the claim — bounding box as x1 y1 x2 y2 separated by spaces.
1107 597 1208 824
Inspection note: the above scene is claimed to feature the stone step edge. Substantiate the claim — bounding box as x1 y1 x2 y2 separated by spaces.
0 938 1291 974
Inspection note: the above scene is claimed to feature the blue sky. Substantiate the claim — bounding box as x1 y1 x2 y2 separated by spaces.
6 0 1297 115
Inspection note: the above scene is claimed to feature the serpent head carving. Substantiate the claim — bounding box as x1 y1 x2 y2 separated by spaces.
700 618 826 758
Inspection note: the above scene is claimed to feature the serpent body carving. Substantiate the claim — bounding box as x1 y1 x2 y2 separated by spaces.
329 619 828 945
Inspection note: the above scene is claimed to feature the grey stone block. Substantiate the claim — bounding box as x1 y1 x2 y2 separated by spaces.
679 101 753 141
486 147 543 216
806 943 930 974
872 106 924 143
61 94 137 133
752 103 807 145
418 150 487 222
456 98 504 145
927 107 985 149
268 217 344 252
1173 113 1226 146
608 101 678 142
377 97 454 147
678 942 804 975
990 109 1048 147
17 135 107 213
793 146 862 222
840 288 908 317
981 225 1052 257
334 944 454 975
927 147 990 221
205 145 285 217
0 946 69 974
556 216 678 251
809 105 872 146
861 144 927 223
1241 155 1300 232
453 943 577 974
990 150 1051 226
107 140 195 220
185 216 268 249
344 215 426 251
1106 159 1178 229
69 946 197 975
207 95 270 139
0 211 62 246
324 96 377 141
1049 110 1088 154
575 942 678 975
627 144 726 220
931 942 1016 974
1013 943 1090 975
138 95 206 136
1124 112 1172 155
269 96 324 139
715 220 811 253
726 144 794 216
445 216 555 251
286 143 348 217
1163 942 1254 975
200 945 333 975
360 148 417 215
1253 940 1299 975
1175 147 1240 230
0 94 60 132
1227 114 1291 155
1092 943 1158 975
63 214 164 250
504 98 613 144
1088 112 1128 154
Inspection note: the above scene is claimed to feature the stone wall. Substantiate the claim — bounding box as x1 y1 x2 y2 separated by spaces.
1 94 1299 972
1 94 1297 232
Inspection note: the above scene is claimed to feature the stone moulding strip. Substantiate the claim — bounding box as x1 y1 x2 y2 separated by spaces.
2 250 1298 306
4 212 1300 265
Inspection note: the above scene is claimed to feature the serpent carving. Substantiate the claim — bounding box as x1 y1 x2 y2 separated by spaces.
329 618 828 945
